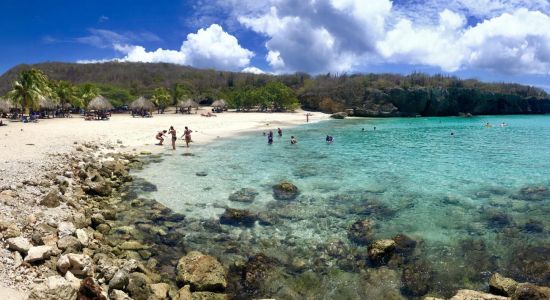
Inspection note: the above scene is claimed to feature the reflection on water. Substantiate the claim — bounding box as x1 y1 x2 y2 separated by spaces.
131 115 550 298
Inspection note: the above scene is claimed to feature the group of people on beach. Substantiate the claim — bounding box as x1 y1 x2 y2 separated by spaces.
156 125 193 150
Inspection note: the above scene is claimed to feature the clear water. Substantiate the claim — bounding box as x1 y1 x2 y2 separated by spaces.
132 115 550 298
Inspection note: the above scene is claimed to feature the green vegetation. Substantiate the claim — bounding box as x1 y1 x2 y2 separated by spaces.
1 62 549 116
7 69 52 114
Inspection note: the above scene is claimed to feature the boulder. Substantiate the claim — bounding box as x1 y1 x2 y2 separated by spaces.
24 245 53 263
150 283 170 299
347 219 375 245
272 181 299 201
28 275 78 300
368 239 396 266
512 283 550 300
120 241 149 251
127 272 152 300
191 292 228 300
56 253 93 276
75 229 89 246
40 190 62 208
175 285 192 300
219 208 257 227
176 251 227 292
1 223 21 239
77 277 107 300
109 269 129 290
91 213 106 228
109 289 132 300
228 188 258 203
57 222 76 239
449 289 509 300
101 160 129 179
57 236 82 252
7 237 32 254
489 273 518 296
84 172 112 196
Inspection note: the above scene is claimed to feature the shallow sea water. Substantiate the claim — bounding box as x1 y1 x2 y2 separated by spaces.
132 115 550 299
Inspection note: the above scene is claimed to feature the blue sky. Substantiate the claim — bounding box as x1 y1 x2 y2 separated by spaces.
2 0 550 90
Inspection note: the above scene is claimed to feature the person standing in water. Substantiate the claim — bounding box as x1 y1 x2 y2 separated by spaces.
267 131 274 144
168 126 177 150
290 136 297 144
277 128 282 137
155 130 167 145
182 126 193 147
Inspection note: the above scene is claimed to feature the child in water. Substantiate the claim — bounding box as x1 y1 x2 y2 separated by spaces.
290 136 297 144
326 135 333 144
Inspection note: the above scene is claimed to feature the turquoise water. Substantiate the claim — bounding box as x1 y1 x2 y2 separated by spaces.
133 115 550 299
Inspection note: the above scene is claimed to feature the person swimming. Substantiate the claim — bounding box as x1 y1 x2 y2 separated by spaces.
326 135 333 144
499 122 508 127
290 136 297 144
277 128 282 137
484 122 492 128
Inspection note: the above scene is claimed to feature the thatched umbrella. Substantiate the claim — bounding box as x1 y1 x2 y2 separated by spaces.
0 99 12 113
211 99 227 108
179 99 199 109
38 97 57 110
130 96 155 111
87 95 114 111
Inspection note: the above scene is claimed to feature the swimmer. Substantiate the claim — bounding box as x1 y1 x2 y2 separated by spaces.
326 135 333 144
290 136 297 144
267 131 274 144
484 122 492 128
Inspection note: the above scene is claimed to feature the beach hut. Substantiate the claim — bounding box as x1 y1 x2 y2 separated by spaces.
0 99 11 114
129 96 155 117
178 99 199 114
211 99 227 113
86 95 113 120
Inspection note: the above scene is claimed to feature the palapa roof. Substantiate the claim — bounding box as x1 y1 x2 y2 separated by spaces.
0 99 12 113
87 95 114 111
178 99 199 108
38 97 57 110
130 96 155 111
211 99 227 107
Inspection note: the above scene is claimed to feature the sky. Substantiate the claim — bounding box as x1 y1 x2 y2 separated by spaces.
2 0 550 89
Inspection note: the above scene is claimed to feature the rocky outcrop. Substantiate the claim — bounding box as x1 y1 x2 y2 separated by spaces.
127 272 152 300
489 273 518 296
368 239 396 266
449 289 509 300
272 181 299 201
228 188 258 203
28 276 78 300
176 251 227 292
512 283 550 300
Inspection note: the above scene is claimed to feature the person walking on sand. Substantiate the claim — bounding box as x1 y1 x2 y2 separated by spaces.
182 126 193 147
168 126 177 150
156 130 167 145
277 128 282 137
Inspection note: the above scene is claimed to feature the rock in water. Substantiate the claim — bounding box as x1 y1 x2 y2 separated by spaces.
24 245 53 263
512 283 550 299
272 181 299 201
28 276 78 300
449 289 509 300
219 208 257 227
347 219 375 245
400 260 432 297
127 272 152 300
176 251 227 291
109 270 130 290
150 283 171 299
40 189 62 208
513 185 549 201
228 188 259 203
489 273 518 296
368 239 396 266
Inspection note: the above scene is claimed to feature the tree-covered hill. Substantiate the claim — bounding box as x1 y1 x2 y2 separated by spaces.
1 62 549 116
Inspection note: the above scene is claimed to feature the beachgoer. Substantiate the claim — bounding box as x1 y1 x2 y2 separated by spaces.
182 126 193 147
450 132 454 136
326 135 333 144
373 126 377 130
485 122 492 128
168 126 177 150
362 128 365 132
268 131 274 144
290 136 297 144
277 128 282 137
156 130 167 145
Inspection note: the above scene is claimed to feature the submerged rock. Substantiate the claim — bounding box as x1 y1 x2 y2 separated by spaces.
347 219 375 245
368 239 396 266
219 208 256 227
176 251 227 292
400 260 432 297
127 272 152 300
513 283 550 299
393 234 417 256
449 289 508 300
272 181 300 201
512 185 549 201
522 220 544 233
507 246 550 284
228 188 258 203
242 254 279 296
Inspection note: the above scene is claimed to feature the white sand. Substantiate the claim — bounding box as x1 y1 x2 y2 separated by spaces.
0 107 328 163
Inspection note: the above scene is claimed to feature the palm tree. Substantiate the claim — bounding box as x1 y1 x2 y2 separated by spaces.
78 83 101 108
151 87 171 114
52 80 80 109
7 69 52 115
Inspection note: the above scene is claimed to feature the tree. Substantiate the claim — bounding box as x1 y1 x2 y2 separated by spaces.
52 80 80 109
7 69 52 114
78 83 101 108
152 87 171 113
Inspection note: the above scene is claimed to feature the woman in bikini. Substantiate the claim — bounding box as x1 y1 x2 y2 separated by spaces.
156 130 167 145
168 126 177 150
182 126 193 147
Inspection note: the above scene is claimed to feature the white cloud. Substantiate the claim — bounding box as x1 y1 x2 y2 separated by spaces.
78 24 254 71
241 66 265 74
